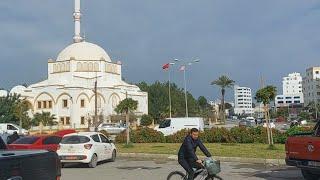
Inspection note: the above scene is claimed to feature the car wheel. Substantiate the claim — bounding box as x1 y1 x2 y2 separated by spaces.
301 169 320 180
110 150 116 162
88 154 98 168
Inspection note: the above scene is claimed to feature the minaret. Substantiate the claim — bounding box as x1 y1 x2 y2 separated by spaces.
73 0 83 43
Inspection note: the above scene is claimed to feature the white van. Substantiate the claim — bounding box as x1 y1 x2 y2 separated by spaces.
0 123 28 135
154 117 204 136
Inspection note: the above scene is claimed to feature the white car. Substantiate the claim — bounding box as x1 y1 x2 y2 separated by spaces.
263 122 276 129
97 123 126 134
57 132 117 168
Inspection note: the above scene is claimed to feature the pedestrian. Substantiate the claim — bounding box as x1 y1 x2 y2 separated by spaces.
7 131 20 144
255 119 258 126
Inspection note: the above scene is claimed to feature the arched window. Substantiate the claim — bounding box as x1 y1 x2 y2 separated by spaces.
66 62 70 71
57 64 61 72
61 63 66 72
94 63 99 71
77 62 82 71
88 63 93 71
83 62 88 71
53 64 57 72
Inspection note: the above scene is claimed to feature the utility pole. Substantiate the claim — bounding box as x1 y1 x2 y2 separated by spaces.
94 77 98 131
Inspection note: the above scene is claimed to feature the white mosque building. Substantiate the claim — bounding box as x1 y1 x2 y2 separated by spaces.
2 0 148 129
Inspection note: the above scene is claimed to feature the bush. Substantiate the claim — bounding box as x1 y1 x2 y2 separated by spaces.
140 114 153 127
165 129 189 143
115 127 165 143
286 126 313 136
202 128 235 143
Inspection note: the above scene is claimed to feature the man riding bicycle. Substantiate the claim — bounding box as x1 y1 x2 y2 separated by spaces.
178 128 212 180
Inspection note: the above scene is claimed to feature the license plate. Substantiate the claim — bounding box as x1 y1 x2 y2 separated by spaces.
308 161 320 167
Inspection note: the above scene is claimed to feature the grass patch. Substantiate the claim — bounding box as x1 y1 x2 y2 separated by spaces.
117 143 285 159
122 143 134 148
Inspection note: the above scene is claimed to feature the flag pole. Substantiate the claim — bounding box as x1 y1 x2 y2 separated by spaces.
183 67 188 117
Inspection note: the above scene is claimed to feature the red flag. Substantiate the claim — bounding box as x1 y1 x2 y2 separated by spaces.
162 63 170 70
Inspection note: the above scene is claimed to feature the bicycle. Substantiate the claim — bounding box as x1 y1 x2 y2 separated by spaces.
167 160 223 180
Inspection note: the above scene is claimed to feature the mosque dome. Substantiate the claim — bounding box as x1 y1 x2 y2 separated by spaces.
10 85 27 95
56 41 111 62
0 90 8 97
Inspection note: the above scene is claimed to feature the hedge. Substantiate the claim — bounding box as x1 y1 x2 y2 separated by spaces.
115 126 314 144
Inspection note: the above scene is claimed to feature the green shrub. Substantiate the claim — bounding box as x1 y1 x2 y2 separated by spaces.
165 129 189 143
140 114 153 127
202 128 235 143
286 126 313 136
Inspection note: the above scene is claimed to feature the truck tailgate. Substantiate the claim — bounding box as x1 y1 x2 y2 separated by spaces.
287 136 320 161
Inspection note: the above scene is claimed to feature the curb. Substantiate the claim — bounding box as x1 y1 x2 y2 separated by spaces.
118 153 286 166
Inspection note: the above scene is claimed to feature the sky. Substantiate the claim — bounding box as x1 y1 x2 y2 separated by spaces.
1 0 320 102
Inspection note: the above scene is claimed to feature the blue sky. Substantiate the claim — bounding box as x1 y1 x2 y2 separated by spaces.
1 0 320 101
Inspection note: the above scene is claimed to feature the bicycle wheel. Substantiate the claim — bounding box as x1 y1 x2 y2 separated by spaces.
167 171 187 180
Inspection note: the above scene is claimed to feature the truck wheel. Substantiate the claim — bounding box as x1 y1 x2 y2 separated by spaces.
301 169 319 180
88 154 98 168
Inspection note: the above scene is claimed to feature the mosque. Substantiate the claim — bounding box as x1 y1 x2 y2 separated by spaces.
0 0 148 129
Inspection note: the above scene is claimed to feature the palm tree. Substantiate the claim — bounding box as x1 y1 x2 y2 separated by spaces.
211 75 235 123
255 85 277 146
115 98 138 145
32 111 57 126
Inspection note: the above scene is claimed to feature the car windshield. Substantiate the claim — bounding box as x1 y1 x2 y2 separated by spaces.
12 136 40 144
60 135 90 144
159 119 171 128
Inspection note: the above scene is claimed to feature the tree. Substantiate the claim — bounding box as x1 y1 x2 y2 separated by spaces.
255 85 277 146
198 96 209 110
140 114 153 127
115 98 138 145
137 81 200 123
211 75 235 124
0 94 31 129
32 111 57 126
13 100 31 129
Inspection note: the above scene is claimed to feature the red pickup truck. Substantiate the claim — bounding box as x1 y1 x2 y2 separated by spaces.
286 121 320 180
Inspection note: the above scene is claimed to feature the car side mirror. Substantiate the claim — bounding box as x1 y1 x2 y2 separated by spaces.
109 139 113 143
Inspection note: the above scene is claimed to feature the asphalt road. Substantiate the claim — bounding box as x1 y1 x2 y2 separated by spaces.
62 158 303 180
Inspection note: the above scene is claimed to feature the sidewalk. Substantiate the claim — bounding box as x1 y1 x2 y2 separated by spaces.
118 153 286 166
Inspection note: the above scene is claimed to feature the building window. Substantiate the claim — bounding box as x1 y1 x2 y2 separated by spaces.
316 71 319 74
48 101 52 108
81 117 85 125
43 101 47 109
80 99 85 108
294 101 300 103
286 101 292 104
278 101 284 104
285 97 291 99
66 117 70 125
37 101 42 109
63 99 68 108
60 117 64 124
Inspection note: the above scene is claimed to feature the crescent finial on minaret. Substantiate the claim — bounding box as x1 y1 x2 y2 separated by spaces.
73 0 83 43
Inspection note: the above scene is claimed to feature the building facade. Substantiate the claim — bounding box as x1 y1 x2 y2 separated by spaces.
234 86 253 115
275 73 304 108
302 67 320 106
1 0 148 129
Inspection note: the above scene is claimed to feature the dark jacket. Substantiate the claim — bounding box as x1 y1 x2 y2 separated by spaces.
178 135 211 161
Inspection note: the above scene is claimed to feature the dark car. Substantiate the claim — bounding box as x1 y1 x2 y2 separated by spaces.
0 150 61 180
238 120 254 128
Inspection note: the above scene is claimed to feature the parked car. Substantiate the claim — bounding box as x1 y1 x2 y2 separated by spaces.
238 120 255 128
57 132 117 168
0 150 61 180
7 129 75 151
263 121 276 129
154 117 205 136
97 123 126 134
0 123 28 135
285 121 320 179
